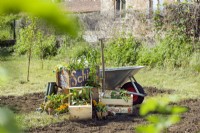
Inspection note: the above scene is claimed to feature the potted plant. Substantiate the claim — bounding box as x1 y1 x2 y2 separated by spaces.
55 103 69 114
93 100 108 119
40 94 69 115
70 87 91 106
68 87 93 120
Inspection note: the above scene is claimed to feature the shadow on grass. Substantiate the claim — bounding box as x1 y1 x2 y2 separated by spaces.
144 86 175 97
0 47 14 61
0 92 44 113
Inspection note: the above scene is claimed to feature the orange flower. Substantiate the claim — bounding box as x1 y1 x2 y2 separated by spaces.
56 103 68 112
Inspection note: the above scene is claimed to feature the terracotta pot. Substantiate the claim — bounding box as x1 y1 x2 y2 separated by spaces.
96 111 102 119
48 108 54 115
102 112 108 118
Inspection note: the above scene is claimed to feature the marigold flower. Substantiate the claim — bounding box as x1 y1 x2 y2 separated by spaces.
93 100 97 106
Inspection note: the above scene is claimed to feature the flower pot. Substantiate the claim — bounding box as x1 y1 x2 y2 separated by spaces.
48 108 54 115
102 112 108 119
97 111 102 119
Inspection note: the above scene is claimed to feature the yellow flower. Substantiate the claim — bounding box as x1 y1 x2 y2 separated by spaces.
93 100 97 106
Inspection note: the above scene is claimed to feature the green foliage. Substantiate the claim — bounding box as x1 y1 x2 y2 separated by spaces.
0 27 12 40
15 17 57 58
34 31 57 59
137 30 193 68
70 88 91 105
45 94 69 110
15 17 35 55
66 42 100 86
0 67 7 85
93 100 107 112
46 94 68 109
0 108 21 133
0 14 16 40
105 34 141 66
189 52 200 72
41 94 69 114
0 47 13 61
58 41 100 81
0 0 78 36
153 10 163 31
111 89 129 102
135 97 188 133
136 45 161 67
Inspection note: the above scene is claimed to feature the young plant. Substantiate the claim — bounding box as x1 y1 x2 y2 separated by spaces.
111 89 129 102
93 100 107 112
15 16 36 81
70 88 91 106
41 94 69 114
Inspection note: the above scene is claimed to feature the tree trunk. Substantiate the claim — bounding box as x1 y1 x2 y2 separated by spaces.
41 57 44 69
27 48 32 82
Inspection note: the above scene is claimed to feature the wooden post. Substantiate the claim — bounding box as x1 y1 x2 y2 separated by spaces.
100 39 106 92
149 0 153 19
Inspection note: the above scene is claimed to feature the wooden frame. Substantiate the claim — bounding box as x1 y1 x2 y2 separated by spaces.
68 87 93 120
107 106 132 114
100 94 133 114
101 95 133 106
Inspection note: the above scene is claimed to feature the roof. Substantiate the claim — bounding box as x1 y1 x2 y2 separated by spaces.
61 0 101 13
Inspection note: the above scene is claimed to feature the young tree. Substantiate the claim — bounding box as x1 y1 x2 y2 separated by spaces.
15 17 36 81
34 31 56 69
0 0 78 81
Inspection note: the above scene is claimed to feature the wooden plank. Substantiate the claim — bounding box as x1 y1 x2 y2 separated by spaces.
107 106 133 114
100 95 133 106
69 105 92 120
92 87 99 102
68 87 93 120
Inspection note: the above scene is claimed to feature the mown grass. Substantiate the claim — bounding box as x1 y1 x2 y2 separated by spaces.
0 56 63 96
1 55 200 130
135 67 200 100
1 56 69 129
16 112 69 130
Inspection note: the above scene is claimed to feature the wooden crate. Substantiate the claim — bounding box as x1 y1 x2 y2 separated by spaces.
101 96 133 106
68 87 93 120
68 105 92 120
100 95 133 114
107 106 133 114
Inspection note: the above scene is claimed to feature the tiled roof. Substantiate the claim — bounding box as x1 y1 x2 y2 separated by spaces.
61 0 101 13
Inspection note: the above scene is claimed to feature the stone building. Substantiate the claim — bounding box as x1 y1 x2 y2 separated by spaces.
60 0 177 42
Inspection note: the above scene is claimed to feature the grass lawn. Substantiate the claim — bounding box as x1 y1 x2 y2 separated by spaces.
136 68 200 100
1 55 200 130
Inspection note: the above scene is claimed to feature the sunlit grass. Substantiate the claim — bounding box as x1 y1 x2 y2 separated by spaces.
16 112 69 130
135 68 200 100
0 56 62 96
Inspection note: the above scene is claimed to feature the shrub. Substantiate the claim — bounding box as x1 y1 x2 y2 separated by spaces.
105 34 142 66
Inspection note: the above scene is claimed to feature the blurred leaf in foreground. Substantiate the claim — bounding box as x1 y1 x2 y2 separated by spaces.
0 67 8 85
0 108 21 133
0 0 78 36
136 97 188 133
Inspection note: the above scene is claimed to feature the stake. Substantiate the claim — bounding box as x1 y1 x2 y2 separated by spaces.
100 39 106 92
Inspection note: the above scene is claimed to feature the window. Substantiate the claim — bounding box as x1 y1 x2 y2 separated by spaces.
115 0 126 18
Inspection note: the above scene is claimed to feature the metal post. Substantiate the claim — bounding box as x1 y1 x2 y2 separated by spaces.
100 39 106 92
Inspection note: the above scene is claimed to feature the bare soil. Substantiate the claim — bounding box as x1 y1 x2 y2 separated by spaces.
0 87 199 133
